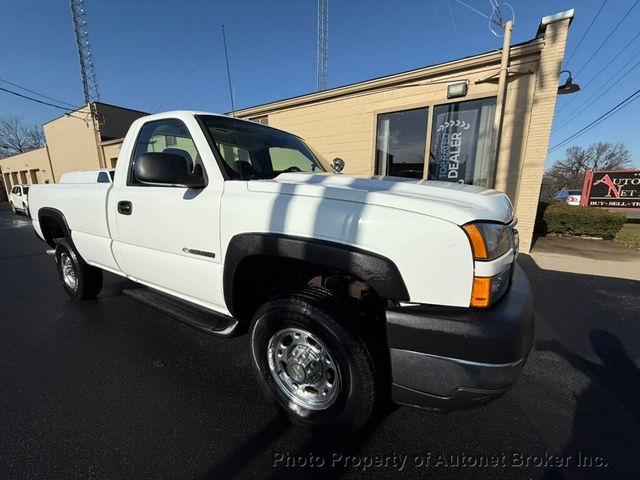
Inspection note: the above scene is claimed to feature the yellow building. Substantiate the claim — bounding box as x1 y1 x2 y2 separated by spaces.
1 10 573 252
235 11 574 252
1 102 146 191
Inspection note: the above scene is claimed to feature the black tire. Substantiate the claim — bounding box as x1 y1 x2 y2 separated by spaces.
10 202 16 214
55 238 103 299
250 287 378 431
23 203 29 217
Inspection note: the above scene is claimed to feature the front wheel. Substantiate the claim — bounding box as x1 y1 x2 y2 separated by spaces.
55 238 103 299
10 202 16 214
250 288 378 431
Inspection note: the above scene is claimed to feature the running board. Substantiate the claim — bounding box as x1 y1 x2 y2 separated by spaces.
122 288 238 337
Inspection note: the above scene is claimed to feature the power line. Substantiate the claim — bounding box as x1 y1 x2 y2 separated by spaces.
573 0 639 78
557 29 640 114
554 52 640 132
0 77 79 109
564 0 608 66
549 88 640 153
0 85 88 122
447 0 463 57
455 0 492 21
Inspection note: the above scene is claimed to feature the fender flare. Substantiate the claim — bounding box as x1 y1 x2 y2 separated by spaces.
223 232 409 316
37 207 71 247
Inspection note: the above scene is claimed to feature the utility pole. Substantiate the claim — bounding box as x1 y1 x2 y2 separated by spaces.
487 19 513 188
317 0 328 91
70 0 105 168
70 0 101 105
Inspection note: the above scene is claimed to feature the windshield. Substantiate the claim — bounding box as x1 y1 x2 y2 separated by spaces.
199 115 330 180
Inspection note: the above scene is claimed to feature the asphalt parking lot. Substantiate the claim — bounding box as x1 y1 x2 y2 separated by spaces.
1 203 639 479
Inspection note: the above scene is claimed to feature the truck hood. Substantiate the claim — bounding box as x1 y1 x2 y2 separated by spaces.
247 173 514 225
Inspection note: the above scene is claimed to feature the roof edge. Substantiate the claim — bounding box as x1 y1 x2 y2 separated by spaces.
233 39 543 117
537 9 574 37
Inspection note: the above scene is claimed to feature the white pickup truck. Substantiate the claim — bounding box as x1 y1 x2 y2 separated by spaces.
29 111 533 430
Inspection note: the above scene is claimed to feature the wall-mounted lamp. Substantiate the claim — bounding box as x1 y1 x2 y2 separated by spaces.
447 81 468 99
558 70 580 95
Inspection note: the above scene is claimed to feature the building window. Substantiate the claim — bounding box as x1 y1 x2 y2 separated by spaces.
166 135 177 146
375 107 429 179
250 116 269 125
428 97 496 185
29 169 39 184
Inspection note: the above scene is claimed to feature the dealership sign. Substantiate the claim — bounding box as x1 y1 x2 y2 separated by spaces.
581 169 640 209
431 109 479 184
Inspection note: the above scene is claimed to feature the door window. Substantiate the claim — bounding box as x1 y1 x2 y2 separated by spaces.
129 119 203 186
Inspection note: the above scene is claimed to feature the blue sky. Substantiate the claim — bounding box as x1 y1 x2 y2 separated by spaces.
1 0 639 167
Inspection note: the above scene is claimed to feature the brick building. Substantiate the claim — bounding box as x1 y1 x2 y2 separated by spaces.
234 10 574 252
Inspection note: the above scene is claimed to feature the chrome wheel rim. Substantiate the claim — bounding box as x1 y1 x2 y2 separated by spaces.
267 327 341 410
60 252 77 290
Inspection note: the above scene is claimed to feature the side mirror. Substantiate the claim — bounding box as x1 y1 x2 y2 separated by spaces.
332 157 345 173
134 152 205 188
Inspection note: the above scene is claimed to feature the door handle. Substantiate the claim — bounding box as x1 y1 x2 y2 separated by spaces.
117 200 132 215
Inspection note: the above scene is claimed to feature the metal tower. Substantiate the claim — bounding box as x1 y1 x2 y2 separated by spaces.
317 0 328 91
70 0 101 105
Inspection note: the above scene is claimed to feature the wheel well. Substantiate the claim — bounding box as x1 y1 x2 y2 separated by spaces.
38 210 70 247
231 255 385 323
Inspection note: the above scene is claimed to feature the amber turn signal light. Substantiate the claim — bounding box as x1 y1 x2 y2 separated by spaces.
471 276 491 308
463 224 488 259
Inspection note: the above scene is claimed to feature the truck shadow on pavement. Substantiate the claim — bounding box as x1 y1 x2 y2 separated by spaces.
538 331 640 480
518 254 640 480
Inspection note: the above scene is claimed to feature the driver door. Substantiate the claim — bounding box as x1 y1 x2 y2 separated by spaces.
110 117 226 310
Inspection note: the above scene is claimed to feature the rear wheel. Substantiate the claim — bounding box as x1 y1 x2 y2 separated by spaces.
55 238 103 299
250 288 378 431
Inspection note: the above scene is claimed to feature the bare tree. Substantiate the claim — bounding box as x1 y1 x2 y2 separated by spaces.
542 142 632 194
0 116 45 159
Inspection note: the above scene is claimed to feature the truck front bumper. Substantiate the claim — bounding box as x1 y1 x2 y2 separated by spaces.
385 264 534 410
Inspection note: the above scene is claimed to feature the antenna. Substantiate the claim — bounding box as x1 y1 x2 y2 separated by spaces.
222 25 236 118
221 25 243 179
317 0 328 91
69 0 101 105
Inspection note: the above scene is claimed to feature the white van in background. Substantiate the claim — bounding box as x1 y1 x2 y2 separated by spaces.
59 169 114 184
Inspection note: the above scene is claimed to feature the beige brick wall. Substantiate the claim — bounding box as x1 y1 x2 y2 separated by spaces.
236 18 571 253
0 147 54 196
101 141 123 169
261 67 503 177
43 106 103 181
512 18 571 252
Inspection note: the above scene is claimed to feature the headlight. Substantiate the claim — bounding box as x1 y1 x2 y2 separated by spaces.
463 222 513 260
